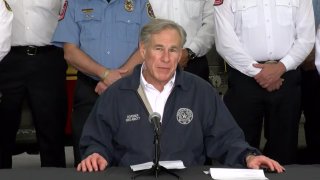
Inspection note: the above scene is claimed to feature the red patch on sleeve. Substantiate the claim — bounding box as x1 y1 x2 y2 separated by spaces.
214 0 224 6
59 1 68 21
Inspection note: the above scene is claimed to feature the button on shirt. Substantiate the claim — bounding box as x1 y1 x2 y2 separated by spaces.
0 0 13 61
52 0 151 71
7 0 64 46
214 0 315 77
149 0 214 57
140 64 175 123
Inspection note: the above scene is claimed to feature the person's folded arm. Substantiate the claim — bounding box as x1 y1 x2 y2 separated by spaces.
188 0 215 57
279 0 315 72
213 1 260 77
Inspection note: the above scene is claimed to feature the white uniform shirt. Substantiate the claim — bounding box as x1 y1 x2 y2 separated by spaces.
140 64 175 123
315 26 320 75
149 0 215 57
214 0 315 77
0 0 13 61
7 0 64 46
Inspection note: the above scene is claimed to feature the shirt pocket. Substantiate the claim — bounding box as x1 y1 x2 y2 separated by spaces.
275 0 299 26
74 8 103 41
232 0 258 28
33 0 60 12
115 12 140 43
184 0 205 18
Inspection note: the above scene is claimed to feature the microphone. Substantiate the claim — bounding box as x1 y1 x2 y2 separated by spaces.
148 112 161 134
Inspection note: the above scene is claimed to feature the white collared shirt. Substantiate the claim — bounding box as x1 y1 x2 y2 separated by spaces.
140 64 175 122
214 0 315 77
149 0 215 57
7 0 65 46
0 0 13 61
315 26 320 75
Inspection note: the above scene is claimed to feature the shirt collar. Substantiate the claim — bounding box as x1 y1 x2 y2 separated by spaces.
140 63 176 92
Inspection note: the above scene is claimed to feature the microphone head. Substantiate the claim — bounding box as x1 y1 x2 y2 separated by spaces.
148 112 161 123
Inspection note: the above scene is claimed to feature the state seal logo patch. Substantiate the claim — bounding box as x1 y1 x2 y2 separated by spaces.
214 0 223 6
176 108 193 125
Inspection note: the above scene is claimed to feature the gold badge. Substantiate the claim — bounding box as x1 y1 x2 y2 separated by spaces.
124 0 134 12
81 8 94 18
146 2 155 18
3 0 12 11
81 8 94 14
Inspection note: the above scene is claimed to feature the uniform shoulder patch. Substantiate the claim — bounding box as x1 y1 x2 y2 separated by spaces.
59 0 68 21
214 0 223 6
146 2 155 19
3 0 12 11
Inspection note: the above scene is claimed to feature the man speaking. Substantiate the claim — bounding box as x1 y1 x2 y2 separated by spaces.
77 19 284 173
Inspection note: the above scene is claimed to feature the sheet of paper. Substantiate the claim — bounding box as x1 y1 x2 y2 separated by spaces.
210 168 268 180
130 160 186 172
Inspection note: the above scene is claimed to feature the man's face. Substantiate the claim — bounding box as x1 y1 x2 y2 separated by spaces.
140 28 182 88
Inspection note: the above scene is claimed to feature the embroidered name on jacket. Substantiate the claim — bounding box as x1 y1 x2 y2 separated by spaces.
126 114 141 122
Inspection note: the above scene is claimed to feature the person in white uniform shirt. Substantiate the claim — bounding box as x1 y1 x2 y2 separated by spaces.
149 0 214 82
298 0 320 164
0 0 12 61
213 0 315 165
0 0 67 168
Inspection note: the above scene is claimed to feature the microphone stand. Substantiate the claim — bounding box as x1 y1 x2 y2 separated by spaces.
131 129 181 179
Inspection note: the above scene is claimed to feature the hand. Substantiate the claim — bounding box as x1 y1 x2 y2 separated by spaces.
265 78 284 92
102 68 128 87
95 81 108 95
253 62 286 89
178 49 189 69
95 68 128 95
246 155 285 173
77 153 108 172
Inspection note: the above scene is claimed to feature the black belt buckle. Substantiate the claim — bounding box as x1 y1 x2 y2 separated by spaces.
26 46 38 56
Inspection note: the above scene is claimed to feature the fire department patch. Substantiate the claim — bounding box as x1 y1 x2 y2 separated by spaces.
214 0 223 6
59 0 68 21
176 108 193 125
146 2 155 19
3 0 11 11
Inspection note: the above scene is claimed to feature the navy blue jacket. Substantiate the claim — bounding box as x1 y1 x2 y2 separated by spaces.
80 65 260 167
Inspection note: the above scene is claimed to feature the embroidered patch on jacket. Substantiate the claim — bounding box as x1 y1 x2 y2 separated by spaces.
59 0 68 21
146 2 155 18
3 0 11 11
214 0 223 6
176 108 193 125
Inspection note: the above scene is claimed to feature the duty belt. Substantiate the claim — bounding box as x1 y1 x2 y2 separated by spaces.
259 60 280 64
11 45 57 56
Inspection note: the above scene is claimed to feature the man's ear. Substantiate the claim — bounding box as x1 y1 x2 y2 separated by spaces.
177 49 183 63
139 42 146 59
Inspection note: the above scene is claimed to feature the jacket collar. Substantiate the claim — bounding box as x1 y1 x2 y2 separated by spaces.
119 64 190 92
